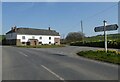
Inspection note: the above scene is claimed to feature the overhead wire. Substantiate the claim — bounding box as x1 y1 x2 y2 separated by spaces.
82 3 118 22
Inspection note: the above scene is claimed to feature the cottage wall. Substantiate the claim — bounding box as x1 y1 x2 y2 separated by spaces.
17 34 60 45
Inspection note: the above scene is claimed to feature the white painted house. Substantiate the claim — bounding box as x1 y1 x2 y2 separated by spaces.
6 26 60 46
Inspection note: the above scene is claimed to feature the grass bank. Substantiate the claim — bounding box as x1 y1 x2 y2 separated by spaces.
77 50 120 65
0 35 5 42
17 45 65 48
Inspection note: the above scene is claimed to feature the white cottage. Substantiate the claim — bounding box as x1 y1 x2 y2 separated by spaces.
6 26 60 46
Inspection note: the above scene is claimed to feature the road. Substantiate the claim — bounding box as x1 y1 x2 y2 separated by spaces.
2 46 119 80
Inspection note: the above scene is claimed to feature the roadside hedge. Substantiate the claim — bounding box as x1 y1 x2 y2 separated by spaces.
70 41 120 49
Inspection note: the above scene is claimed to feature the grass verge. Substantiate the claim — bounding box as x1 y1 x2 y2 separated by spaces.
17 45 65 48
77 50 120 65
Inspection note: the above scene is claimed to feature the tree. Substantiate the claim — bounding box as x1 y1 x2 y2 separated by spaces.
65 32 85 43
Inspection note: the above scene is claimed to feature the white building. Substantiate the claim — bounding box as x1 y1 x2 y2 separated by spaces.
6 26 60 46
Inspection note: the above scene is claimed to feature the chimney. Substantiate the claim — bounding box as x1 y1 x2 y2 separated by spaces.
12 25 17 32
48 27 51 30
11 27 14 30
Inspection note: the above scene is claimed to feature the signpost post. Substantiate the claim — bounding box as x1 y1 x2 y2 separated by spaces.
103 20 107 52
94 21 119 52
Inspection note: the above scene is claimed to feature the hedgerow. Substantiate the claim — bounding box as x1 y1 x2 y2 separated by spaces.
70 41 120 49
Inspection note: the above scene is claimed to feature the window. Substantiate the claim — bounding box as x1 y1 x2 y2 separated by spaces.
39 37 42 39
32 36 35 39
49 37 51 40
22 36 25 39
49 42 51 44
22 42 25 44
39 42 42 44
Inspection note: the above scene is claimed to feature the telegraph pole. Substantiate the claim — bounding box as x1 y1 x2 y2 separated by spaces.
81 20 84 43
103 20 107 52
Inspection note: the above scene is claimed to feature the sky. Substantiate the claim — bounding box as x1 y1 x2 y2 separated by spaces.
1 0 120 2
2 2 119 37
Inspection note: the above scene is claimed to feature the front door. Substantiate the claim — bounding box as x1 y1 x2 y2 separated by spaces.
28 39 38 46
34 41 37 45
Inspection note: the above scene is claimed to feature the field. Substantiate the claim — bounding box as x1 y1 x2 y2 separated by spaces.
0 35 5 42
0 36 2 41
84 33 120 42
0 35 3 42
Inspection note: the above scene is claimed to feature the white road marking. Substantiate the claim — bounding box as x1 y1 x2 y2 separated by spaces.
41 65 65 81
19 52 28 57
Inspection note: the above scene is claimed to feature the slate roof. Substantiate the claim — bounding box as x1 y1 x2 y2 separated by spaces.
6 28 60 36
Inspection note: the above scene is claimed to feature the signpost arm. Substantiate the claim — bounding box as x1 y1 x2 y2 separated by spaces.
94 22 118 53
103 20 107 52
